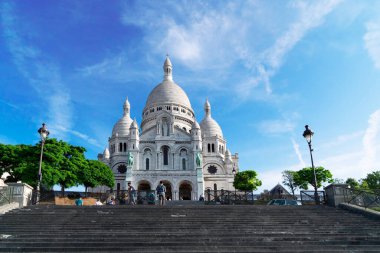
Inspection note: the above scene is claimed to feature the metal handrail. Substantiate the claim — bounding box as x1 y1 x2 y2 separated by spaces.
0 187 12 206
204 189 255 205
343 187 380 209
300 190 326 205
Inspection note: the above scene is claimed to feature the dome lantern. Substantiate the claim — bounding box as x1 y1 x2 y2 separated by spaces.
163 55 173 80
204 98 211 117
123 97 130 116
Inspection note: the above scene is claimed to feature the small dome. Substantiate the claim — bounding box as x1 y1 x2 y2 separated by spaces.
112 98 133 136
200 117 223 137
200 99 223 137
130 119 138 129
103 148 110 159
112 116 133 136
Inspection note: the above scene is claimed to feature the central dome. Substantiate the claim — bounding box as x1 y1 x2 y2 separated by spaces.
144 57 192 110
145 80 192 109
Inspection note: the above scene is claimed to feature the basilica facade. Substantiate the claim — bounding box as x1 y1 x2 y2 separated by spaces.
94 57 239 200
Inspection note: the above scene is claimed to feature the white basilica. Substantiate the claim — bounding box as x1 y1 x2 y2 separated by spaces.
94 57 239 200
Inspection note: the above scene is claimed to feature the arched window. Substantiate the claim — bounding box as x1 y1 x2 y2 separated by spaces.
146 158 149 170
163 146 169 165
182 158 186 170
207 144 211 153
123 143 127 152
212 144 215 153
119 143 122 152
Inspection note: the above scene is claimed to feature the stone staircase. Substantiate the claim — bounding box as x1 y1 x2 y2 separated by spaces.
0 205 379 252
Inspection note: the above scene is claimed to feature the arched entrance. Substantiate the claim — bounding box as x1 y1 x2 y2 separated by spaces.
138 180 151 191
158 180 172 200
179 181 192 200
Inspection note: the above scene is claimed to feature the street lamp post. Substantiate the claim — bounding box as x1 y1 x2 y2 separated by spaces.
36 123 50 203
232 165 236 202
302 125 319 205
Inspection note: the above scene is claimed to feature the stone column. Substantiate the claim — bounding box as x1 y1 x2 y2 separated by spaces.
196 167 204 200
125 165 133 189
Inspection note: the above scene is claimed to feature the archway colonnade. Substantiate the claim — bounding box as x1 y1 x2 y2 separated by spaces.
135 179 195 201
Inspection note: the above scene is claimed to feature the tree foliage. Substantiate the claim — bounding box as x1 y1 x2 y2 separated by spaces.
345 178 360 189
0 143 39 184
282 170 298 196
233 170 262 191
293 167 333 191
0 139 114 193
80 160 114 192
363 171 380 190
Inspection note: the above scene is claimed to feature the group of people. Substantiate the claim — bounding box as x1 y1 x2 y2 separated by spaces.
74 181 167 206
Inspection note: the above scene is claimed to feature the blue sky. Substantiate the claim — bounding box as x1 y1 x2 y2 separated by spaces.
1 0 380 192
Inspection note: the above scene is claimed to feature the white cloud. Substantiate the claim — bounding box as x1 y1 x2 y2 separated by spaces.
53 126 104 149
291 139 306 168
0 2 101 148
120 1 341 100
364 20 380 69
122 0 340 99
257 119 295 135
360 109 380 169
257 112 299 135
1 2 72 140
320 131 364 150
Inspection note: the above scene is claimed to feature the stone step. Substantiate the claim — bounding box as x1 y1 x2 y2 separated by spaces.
1 205 379 252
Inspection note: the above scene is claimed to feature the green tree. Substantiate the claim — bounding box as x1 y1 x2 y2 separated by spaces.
345 178 360 189
233 170 262 191
293 167 333 193
1 139 89 194
80 160 114 193
363 171 380 190
282 170 298 197
0 143 39 185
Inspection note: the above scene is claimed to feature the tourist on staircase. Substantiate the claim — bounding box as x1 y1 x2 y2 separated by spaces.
156 181 166 206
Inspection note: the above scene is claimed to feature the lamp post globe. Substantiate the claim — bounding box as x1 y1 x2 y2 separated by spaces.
36 123 50 204
302 125 319 205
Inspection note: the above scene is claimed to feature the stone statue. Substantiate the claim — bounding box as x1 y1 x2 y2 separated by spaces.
196 152 202 167
127 152 134 166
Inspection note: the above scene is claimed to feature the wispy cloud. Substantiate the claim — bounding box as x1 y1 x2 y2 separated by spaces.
360 109 380 169
256 112 299 135
52 125 104 149
0 2 101 149
120 1 342 100
0 99 20 110
257 119 295 135
364 19 380 69
291 139 306 168
1 2 71 140
317 110 380 181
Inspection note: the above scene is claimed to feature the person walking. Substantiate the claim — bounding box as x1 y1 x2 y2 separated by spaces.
128 182 137 205
156 181 166 206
